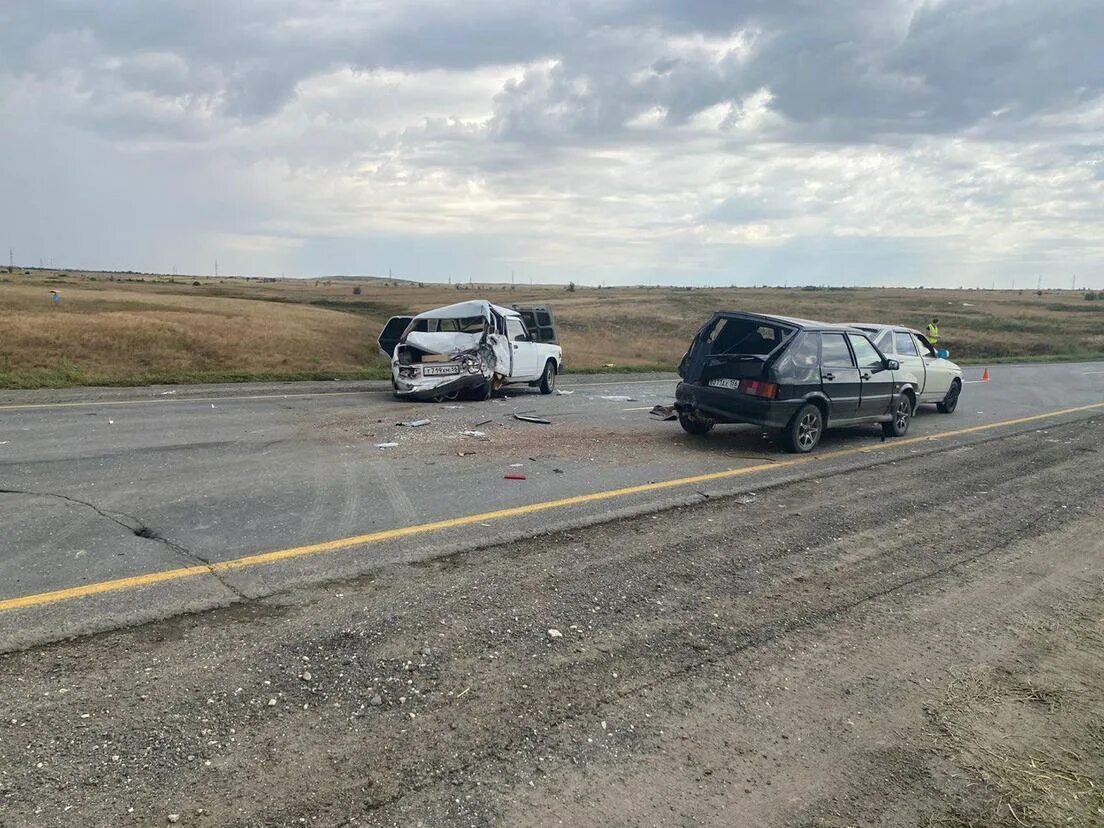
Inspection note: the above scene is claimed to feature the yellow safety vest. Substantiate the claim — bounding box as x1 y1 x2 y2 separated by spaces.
927 323 939 343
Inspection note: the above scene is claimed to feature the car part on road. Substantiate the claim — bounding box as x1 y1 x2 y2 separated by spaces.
514 414 551 425
504 473 527 480
650 404 678 421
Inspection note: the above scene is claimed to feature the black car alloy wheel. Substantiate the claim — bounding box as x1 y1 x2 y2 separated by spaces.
894 397 911 432
796 407 821 451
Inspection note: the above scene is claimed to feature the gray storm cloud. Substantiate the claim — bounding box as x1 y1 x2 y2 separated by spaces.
1 0 1101 285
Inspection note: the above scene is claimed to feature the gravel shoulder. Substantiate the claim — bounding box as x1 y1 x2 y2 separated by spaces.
2 418 1102 827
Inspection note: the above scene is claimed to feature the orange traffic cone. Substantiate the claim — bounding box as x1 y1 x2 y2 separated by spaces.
981 368 991 382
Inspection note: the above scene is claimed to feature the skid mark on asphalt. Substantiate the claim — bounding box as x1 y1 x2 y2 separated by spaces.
366 458 417 525
2 401 1103 614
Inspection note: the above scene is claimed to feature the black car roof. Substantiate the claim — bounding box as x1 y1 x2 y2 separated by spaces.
712 310 860 333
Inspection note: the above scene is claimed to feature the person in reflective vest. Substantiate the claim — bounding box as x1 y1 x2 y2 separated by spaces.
927 318 939 347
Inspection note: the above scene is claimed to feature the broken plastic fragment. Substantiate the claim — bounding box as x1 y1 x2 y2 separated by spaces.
554 389 575 395
397 419 430 427
504 473 527 480
649 404 678 421
375 442 399 449
460 430 486 438
600 395 636 402
514 414 551 425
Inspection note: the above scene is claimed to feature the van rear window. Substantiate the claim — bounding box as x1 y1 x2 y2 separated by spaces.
702 317 795 356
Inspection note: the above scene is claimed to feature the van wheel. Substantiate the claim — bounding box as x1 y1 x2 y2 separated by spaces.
678 411 714 435
784 403 823 453
538 360 557 394
883 395 913 437
936 380 961 414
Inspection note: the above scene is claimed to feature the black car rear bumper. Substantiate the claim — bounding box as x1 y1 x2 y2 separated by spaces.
675 381 801 429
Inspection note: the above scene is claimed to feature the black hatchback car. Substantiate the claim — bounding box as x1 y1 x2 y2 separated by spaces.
674 312 912 453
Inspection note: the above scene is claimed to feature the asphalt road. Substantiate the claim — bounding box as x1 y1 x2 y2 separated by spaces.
1 362 1102 650
2 414 1102 827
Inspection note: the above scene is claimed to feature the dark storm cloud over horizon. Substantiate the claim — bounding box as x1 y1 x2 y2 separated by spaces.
2 1 1102 286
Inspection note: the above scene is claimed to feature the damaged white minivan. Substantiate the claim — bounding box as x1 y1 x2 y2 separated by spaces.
377 300 563 402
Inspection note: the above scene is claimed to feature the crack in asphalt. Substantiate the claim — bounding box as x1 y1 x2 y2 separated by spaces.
0 487 249 602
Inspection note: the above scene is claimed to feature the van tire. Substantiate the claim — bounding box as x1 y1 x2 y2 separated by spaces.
538 360 557 394
678 411 714 435
784 403 823 453
882 394 913 437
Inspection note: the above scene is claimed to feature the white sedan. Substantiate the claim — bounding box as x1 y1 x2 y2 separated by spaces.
848 323 963 413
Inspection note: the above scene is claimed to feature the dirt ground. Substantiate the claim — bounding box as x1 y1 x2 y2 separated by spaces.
1 419 1102 827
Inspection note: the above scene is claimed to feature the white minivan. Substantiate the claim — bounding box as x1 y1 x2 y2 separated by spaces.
378 300 563 402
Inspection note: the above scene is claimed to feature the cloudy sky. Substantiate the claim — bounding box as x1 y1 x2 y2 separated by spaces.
2 1 1101 287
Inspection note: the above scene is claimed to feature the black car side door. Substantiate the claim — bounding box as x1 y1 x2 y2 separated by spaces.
849 333 894 418
819 332 861 419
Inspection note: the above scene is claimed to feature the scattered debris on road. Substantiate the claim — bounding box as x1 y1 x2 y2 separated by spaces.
555 389 575 396
504 473 527 480
650 404 678 421
397 419 431 428
600 395 636 402
375 442 398 449
514 414 551 425
460 430 486 438
547 628 563 640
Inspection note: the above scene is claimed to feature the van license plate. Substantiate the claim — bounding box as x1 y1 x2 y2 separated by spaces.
423 365 460 377
707 378 741 389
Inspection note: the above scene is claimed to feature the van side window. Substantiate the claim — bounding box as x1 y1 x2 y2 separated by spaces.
821 333 855 367
895 332 918 356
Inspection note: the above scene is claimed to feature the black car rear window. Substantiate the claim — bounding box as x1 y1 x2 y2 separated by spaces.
702 317 795 356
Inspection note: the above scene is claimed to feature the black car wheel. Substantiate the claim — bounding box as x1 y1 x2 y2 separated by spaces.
538 360 557 395
784 403 822 453
936 379 961 414
883 395 913 437
678 410 714 435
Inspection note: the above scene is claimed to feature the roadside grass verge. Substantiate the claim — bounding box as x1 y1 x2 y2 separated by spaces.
3 271 1104 389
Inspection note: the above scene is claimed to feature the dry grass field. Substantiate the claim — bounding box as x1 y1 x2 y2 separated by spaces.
1 268 1102 388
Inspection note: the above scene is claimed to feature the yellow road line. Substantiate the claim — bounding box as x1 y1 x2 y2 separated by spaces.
2 401 1102 614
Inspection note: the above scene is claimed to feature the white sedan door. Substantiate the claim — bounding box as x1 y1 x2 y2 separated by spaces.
911 333 954 401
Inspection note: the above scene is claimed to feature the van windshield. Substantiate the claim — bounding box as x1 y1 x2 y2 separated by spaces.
701 316 795 357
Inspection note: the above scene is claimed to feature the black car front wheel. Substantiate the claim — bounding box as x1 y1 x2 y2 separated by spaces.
883 395 913 438
784 403 823 453
678 410 714 435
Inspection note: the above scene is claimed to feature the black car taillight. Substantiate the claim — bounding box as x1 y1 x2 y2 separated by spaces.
738 379 779 399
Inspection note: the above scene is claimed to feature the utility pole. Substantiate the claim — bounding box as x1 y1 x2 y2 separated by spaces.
1072 273 1076 291
215 258 219 278
1037 274 1041 292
